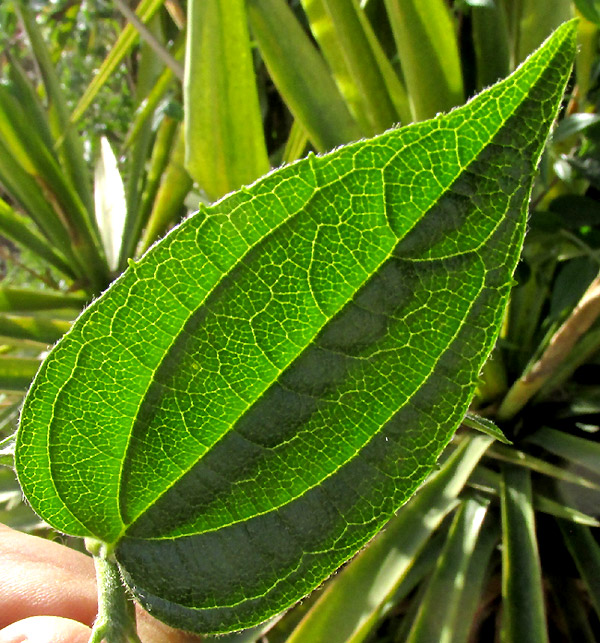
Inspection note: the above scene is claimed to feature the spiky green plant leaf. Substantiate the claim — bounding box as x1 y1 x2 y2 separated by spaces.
15 23 575 635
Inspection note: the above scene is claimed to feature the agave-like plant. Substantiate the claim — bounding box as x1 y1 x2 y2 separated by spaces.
1 1 599 641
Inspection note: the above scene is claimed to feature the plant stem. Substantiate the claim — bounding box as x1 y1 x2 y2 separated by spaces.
86 539 141 643
497 272 600 421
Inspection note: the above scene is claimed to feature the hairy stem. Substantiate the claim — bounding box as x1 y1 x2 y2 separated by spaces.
87 539 141 643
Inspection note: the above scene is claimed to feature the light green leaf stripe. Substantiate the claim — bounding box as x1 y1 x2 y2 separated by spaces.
300 0 408 134
247 0 363 151
383 0 464 120
406 496 491 643
16 23 576 634
0 288 87 313
184 0 270 200
0 314 71 345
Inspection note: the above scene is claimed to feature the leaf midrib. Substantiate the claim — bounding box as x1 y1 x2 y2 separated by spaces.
107 46 554 542
128 251 487 541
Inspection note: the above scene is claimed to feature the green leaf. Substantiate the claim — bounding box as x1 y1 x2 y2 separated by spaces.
0 357 40 391
0 314 71 345
138 128 193 254
184 0 270 201
210 618 280 643
283 120 310 165
449 510 499 643
468 464 600 527
285 435 493 643
0 91 81 257
501 464 548 643
119 19 167 270
405 496 492 643
516 0 573 63
533 490 600 527
552 113 600 142
0 198 75 278
383 0 464 120
488 442 600 490
15 23 576 634
0 288 87 313
123 34 185 151
526 427 600 477
558 519 600 619
70 0 166 126
575 14 598 103
472 1 511 89
5 54 57 156
574 0 600 25
299 0 410 133
15 2 96 223
549 576 598 643
133 115 180 245
247 0 363 151
0 84 108 291
463 411 512 443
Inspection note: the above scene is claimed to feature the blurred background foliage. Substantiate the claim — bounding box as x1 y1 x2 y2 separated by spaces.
0 0 600 641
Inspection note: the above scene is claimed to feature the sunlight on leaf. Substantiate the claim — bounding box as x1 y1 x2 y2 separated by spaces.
16 22 576 635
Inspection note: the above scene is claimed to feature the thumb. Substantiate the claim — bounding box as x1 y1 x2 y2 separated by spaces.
0 616 91 643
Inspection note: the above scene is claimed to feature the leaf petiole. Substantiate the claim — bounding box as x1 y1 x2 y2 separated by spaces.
86 539 141 643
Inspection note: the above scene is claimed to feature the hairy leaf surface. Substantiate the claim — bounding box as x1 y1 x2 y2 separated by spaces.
16 23 575 634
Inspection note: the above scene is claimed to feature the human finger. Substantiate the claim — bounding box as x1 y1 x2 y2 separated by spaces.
0 615 92 643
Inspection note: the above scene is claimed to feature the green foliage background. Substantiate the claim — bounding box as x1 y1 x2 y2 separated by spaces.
1 1 600 641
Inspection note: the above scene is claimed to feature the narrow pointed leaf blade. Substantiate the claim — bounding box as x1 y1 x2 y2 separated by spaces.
70 0 166 126
0 198 75 278
526 427 600 476
184 0 270 200
285 435 493 643
406 497 491 643
472 2 511 89
94 138 127 272
463 411 512 444
0 314 71 345
138 129 193 254
247 0 363 152
0 288 87 313
299 0 409 133
500 465 548 643
383 0 464 120
16 3 96 220
449 513 499 643
558 519 600 618
16 23 576 635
